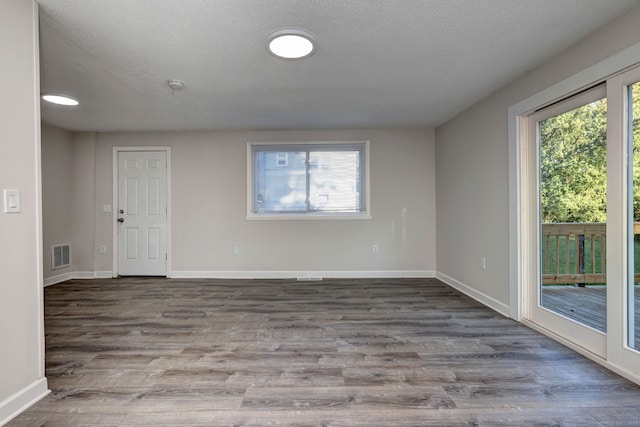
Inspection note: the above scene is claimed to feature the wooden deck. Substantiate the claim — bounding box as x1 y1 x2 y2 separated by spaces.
541 284 640 346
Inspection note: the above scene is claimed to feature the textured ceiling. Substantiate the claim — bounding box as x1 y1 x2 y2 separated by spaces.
37 0 640 132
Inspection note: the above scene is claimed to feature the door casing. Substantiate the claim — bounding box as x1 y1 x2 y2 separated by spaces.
112 146 171 277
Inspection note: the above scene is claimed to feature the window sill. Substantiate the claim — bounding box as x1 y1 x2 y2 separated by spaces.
245 212 372 221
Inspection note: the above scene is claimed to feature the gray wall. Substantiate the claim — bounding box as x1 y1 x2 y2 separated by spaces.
0 0 47 421
435 5 640 308
42 128 436 277
41 124 73 277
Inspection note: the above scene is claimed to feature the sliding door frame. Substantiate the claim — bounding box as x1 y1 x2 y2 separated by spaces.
523 85 607 358
509 41 640 385
606 66 640 376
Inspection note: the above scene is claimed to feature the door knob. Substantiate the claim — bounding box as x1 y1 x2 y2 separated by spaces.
117 218 124 223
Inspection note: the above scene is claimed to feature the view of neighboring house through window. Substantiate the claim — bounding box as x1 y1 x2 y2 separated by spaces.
276 152 288 166
249 142 368 216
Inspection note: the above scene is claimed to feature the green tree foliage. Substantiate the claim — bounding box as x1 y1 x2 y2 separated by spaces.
631 82 640 222
540 84 640 224
539 98 607 223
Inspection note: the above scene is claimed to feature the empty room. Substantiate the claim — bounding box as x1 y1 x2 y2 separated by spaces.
3 0 640 425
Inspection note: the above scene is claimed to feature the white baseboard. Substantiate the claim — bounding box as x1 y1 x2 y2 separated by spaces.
43 272 74 287
43 271 114 286
436 271 510 317
43 270 434 285
171 270 435 280
0 378 49 427
43 270 435 284
93 271 114 279
72 271 97 279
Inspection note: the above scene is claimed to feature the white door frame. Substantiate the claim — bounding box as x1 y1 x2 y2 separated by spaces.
112 146 171 277
509 41 640 384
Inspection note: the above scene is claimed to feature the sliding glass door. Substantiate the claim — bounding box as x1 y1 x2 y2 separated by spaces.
604 65 640 377
625 78 640 353
527 85 608 357
523 64 640 380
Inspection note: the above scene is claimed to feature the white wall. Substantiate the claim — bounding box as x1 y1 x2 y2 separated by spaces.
84 128 436 276
71 132 97 275
435 5 640 311
40 126 97 283
0 0 49 424
41 124 73 280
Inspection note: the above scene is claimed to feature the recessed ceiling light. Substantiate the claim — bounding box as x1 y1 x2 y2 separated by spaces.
42 94 79 106
267 29 316 59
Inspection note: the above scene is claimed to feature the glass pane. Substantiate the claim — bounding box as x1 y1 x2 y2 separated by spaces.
629 81 640 350
308 151 361 212
254 150 307 212
539 96 607 332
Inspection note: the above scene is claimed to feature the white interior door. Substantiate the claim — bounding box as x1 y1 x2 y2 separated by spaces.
117 151 167 276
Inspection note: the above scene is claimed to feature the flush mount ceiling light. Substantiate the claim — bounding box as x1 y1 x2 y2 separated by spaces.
167 79 184 91
42 94 79 106
267 29 316 59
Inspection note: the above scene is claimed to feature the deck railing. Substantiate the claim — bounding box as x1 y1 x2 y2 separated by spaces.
541 222 640 285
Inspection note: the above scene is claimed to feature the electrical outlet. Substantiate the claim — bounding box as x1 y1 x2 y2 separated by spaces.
100 245 107 254
372 244 379 254
233 246 239 255
480 257 486 270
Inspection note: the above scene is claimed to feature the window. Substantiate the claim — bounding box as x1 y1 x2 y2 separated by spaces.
247 141 370 219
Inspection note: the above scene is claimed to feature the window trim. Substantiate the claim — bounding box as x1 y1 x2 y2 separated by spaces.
246 141 371 220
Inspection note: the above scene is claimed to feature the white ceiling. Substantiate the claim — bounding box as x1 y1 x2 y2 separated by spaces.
37 0 640 132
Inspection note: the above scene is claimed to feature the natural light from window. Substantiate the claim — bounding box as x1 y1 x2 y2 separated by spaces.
247 142 370 219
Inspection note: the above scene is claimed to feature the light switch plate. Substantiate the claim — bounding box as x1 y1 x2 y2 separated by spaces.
4 189 21 213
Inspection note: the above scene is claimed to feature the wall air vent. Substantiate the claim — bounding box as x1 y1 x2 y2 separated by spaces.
52 244 70 269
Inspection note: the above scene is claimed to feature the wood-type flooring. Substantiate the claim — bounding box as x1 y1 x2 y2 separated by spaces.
8 277 640 426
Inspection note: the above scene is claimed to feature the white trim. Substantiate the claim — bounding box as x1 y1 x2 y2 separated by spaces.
171 270 435 280
73 271 99 279
112 147 171 278
43 271 73 287
246 213 372 221
436 272 510 318
43 271 114 286
32 0 46 384
43 270 434 281
0 378 49 427
94 271 114 279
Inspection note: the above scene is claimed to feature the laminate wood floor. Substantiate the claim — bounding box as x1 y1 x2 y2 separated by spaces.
8 278 640 426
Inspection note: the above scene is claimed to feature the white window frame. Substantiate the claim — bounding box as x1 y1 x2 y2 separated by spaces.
246 141 371 220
